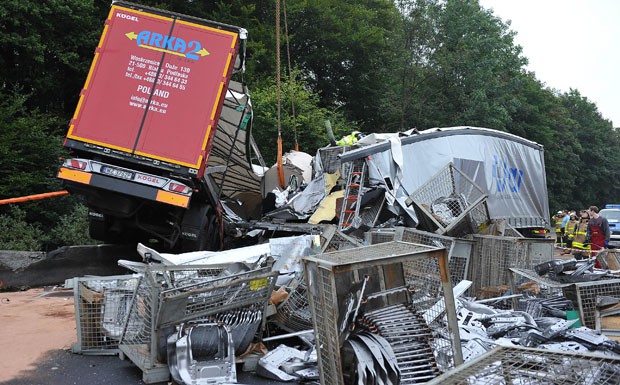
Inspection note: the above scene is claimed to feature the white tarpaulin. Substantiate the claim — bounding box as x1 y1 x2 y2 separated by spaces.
341 127 550 230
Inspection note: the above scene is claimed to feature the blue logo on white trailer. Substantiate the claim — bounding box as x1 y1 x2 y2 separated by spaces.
492 155 523 193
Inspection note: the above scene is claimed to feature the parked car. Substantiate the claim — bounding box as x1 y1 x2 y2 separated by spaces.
599 204 620 248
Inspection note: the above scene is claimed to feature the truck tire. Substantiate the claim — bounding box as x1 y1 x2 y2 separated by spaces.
203 212 220 251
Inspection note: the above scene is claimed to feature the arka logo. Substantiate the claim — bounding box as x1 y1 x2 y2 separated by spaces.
492 155 523 193
125 31 209 60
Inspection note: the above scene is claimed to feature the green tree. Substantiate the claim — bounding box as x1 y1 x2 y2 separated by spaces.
405 0 526 130
0 206 44 251
283 0 403 131
0 90 65 200
48 203 98 248
560 89 620 208
252 75 356 165
0 0 102 119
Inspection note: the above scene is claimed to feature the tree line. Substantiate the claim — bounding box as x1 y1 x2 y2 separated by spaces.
1 0 618 250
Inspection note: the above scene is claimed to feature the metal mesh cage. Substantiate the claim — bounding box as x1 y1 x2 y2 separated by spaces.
400 228 471 288
118 263 277 383
366 227 472 287
406 163 490 236
72 275 140 355
315 145 347 175
427 345 620 384
303 241 463 385
566 279 620 329
320 224 364 252
509 268 620 329
270 272 313 332
270 226 365 334
469 235 552 298
365 228 399 245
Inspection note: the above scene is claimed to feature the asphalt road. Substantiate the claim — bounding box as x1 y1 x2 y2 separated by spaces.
0 348 292 385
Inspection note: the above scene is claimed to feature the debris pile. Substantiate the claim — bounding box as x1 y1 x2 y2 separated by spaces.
67 232 620 384
64 128 620 384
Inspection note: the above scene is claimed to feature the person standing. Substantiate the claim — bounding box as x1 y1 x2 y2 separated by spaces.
554 210 565 245
586 206 610 252
572 210 591 259
562 213 579 255
561 210 571 235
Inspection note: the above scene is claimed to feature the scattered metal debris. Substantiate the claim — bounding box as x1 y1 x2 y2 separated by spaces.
168 323 237 385
62 127 620 384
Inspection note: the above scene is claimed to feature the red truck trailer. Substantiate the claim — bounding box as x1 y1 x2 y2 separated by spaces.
57 1 249 251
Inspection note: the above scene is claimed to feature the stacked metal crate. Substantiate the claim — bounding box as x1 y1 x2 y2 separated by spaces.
406 162 490 237
303 241 463 385
469 235 552 298
509 267 620 329
71 274 140 355
366 227 473 286
118 263 278 384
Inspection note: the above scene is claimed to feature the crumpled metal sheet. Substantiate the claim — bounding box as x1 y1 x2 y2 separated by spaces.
255 344 316 382
167 323 236 385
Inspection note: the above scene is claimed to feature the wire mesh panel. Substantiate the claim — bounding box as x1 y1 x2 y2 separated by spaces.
315 145 347 174
271 272 313 332
426 345 620 384
303 241 463 385
509 268 620 329
72 275 140 355
119 263 277 383
320 224 364 252
366 227 472 286
406 163 490 237
400 228 472 286
508 267 572 315
566 279 620 329
365 228 399 244
469 235 552 298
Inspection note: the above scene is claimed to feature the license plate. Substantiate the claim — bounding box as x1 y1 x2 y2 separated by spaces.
101 166 133 180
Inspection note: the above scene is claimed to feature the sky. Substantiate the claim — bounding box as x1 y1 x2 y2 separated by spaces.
479 0 620 127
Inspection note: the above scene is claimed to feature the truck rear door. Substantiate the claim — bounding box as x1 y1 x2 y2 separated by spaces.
66 2 242 177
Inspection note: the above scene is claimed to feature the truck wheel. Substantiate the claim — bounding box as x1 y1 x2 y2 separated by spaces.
203 211 220 251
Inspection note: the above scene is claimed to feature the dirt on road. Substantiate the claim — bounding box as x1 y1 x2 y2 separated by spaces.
0 287 76 383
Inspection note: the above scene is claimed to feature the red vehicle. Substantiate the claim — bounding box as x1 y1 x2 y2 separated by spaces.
58 1 251 251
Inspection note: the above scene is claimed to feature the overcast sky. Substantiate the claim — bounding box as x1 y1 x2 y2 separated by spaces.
479 0 619 127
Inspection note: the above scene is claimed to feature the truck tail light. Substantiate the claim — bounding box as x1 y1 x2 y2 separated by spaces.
70 159 87 170
168 182 190 195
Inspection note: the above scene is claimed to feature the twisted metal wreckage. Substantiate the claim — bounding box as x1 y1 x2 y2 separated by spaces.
68 127 620 384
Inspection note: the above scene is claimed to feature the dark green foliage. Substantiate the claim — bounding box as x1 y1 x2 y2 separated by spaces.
0 206 45 251
0 0 618 250
0 90 65 199
251 74 357 164
0 0 102 119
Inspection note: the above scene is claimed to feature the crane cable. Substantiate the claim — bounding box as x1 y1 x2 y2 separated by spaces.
275 0 285 188
283 0 299 152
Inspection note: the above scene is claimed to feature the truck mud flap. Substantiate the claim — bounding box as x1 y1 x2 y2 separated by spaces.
180 203 219 251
